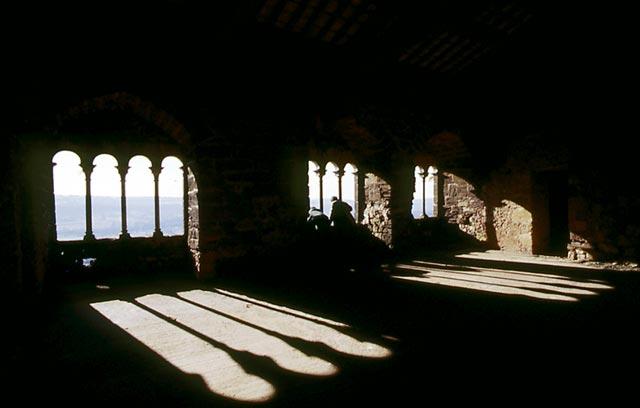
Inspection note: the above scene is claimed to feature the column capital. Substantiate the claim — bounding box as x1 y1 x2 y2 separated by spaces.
150 163 163 178
80 162 96 175
116 165 130 178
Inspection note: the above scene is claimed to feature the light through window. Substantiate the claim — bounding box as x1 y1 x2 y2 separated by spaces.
53 151 86 241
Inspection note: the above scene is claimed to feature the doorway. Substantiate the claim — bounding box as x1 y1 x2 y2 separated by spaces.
535 170 569 255
548 171 569 254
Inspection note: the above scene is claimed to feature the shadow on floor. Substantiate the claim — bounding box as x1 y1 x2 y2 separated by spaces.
5 251 640 405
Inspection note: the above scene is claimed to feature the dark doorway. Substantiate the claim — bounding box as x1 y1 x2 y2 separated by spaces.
546 171 569 255
532 170 569 256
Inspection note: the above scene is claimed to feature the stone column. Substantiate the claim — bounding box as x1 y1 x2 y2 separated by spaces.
316 166 325 212
117 164 131 239
434 167 443 218
419 167 427 218
353 169 362 223
336 167 345 201
182 164 188 238
81 159 96 241
151 161 163 238
50 162 58 241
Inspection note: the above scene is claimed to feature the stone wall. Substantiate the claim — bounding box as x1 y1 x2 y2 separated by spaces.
0 135 22 296
492 199 533 253
481 134 568 255
567 166 640 261
18 146 55 294
442 172 487 242
186 167 200 273
362 173 392 245
190 117 307 277
483 169 535 253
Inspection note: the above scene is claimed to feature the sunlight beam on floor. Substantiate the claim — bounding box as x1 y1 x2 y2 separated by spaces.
178 290 392 359
392 275 579 302
135 294 337 376
455 251 606 270
411 261 614 290
395 264 603 296
91 300 276 402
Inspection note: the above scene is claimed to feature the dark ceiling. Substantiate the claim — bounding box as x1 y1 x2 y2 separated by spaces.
4 0 627 146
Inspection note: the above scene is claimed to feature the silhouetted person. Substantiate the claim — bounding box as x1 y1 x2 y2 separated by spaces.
307 207 330 232
329 196 355 230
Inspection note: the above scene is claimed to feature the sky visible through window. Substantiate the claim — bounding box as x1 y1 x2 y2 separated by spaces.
53 151 184 240
412 166 435 218
308 161 356 218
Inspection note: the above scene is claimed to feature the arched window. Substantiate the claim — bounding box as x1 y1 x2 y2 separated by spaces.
91 154 121 239
52 151 86 241
323 162 339 216
425 166 438 217
412 166 425 219
342 163 357 218
126 155 155 237
159 156 184 236
412 165 438 218
308 161 321 210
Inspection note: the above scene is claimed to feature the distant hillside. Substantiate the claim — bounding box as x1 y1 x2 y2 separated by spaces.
55 195 183 240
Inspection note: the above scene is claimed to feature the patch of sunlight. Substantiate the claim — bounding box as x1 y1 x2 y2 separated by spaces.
91 300 275 402
398 263 612 293
395 265 594 296
136 294 337 377
413 260 569 279
455 251 605 270
178 290 392 359
215 288 350 328
392 275 579 302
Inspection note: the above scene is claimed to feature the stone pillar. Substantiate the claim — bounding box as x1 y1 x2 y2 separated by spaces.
362 172 393 245
182 165 188 238
50 162 58 241
434 168 444 218
81 159 96 241
117 164 131 239
151 161 163 238
337 167 344 201
354 169 362 223
419 167 427 218
316 166 325 212
186 166 201 274
390 163 415 248
429 166 440 217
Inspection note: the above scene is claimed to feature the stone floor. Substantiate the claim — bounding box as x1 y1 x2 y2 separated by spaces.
5 250 640 405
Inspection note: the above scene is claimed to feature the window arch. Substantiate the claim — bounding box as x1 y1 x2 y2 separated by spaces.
308 161 321 211
126 155 155 237
308 160 361 220
412 165 438 218
412 166 425 219
91 154 121 239
159 156 184 236
322 162 340 216
342 163 357 218
52 150 86 241
425 166 437 217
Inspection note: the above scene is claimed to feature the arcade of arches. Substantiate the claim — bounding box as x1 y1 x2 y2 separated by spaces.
2 1 639 405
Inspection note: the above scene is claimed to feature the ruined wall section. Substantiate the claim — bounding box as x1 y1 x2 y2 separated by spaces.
442 172 488 243
362 173 392 245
